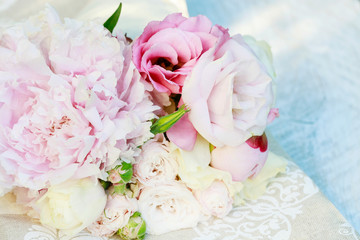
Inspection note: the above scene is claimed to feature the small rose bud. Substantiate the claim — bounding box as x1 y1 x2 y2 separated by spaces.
107 161 133 184
118 212 146 240
108 169 122 183
211 133 269 182
150 104 189 135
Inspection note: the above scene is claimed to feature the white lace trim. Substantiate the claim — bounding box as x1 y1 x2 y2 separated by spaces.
192 163 319 240
339 222 360 239
24 225 107 240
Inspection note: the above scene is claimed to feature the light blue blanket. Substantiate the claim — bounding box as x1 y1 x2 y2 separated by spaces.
187 0 360 232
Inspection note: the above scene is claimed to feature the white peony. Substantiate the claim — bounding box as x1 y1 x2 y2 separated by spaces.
34 178 107 236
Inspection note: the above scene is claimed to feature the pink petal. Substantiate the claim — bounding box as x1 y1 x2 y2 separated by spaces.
267 108 279 124
211 140 268 182
166 113 197 151
178 15 212 33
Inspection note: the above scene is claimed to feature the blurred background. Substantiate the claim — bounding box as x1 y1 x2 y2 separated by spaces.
1 0 359 233
186 0 360 232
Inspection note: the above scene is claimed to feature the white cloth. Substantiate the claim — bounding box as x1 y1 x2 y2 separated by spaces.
0 0 188 37
187 0 360 232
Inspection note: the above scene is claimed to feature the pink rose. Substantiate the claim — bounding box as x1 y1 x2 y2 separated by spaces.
193 180 233 218
87 194 138 237
132 13 229 95
211 133 269 182
181 34 274 148
0 8 157 194
108 169 122 184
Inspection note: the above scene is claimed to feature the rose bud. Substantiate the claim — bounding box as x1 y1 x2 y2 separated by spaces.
193 180 233 218
150 104 189 135
118 212 146 240
210 133 269 182
107 162 133 184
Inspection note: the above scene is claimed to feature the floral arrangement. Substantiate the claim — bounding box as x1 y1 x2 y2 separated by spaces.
0 3 286 239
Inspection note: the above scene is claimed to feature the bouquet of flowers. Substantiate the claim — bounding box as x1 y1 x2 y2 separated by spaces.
0 3 286 239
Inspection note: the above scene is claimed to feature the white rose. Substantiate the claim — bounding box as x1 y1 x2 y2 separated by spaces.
87 194 138 237
138 182 201 235
193 180 233 218
34 178 106 236
134 135 178 185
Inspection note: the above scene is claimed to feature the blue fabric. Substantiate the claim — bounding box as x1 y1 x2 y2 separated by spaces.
187 0 360 232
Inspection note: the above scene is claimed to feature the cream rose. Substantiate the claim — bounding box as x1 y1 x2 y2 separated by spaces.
87 194 138 237
193 180 233 218
134 135 179 185
171 135 243 196
138 182 201 235
34 178 106 236
182 35 274 147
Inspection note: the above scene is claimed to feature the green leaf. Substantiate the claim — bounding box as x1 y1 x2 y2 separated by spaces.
111 161 133 183
150 104 189 135
137 220 146 239
131 211 141 218
99 179 111 190
103 2 122 33
120 167 133 183
121 161 132 171
120 162 133 183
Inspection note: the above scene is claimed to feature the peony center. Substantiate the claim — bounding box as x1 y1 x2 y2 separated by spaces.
49 116 71 136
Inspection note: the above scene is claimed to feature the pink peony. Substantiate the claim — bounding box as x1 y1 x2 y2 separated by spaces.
132 13 229 95
180 34 274 148
0 8 157 195
211 133 269 182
